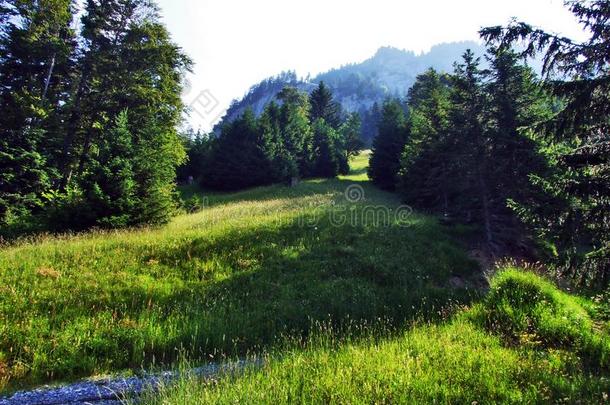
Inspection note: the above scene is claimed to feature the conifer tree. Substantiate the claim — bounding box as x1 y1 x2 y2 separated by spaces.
78 111 136 228
446 51 493 240
0 0 75 227
340 113 364 162
481 0 610 286
361 102 382 146
311 119 341 178
201 109 272 191
278 86 313 177
399 69 452 214
1 0 191 233
259 101 298 182
309 81 342 129
368 99 409 190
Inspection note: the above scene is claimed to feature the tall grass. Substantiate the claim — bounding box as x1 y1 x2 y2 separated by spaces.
153 270 610 404
0 154 479 392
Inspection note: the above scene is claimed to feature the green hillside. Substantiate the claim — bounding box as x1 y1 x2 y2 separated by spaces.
1 153 607 403
0 153 479 391
154 268 610 404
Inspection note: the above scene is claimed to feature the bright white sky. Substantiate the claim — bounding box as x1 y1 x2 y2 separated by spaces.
155 0 588 131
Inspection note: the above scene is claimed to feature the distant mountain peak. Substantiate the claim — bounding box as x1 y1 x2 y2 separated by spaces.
373 46 414 58
216 41 490 139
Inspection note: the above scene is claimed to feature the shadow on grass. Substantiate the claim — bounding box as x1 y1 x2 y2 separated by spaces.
139 208 481 364
0 201 481 392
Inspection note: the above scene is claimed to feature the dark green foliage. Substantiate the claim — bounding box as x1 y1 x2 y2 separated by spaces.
399 69 452 214
311 119 341 178
79 111 136 228
445 50 502 250
194 84 357 189
0 133 50 235
0 0 190 236
481 0 610 287
309 81 343 129
399 50 549 255
360 102 382 146
259 101 300 182
177 129 214 184
482 48 550 248
277 86 314 176
368 99 409 191
340 112 365 162
201 110 273 191
0 0 75 231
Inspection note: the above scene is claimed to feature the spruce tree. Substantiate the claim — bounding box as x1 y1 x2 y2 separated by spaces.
399 69 452 214
368 99 408 190
484 47 550 247
0 0 75 226
309 81 342 129
277 86 313 177
340 113 364 162
311 119 341 178
79 111 136 228
361 102 382 146
72 0 189 226
259 101 298 183
481 0 610 286
201 109 273 191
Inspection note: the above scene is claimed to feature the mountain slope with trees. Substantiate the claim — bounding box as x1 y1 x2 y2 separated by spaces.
218 42 489 144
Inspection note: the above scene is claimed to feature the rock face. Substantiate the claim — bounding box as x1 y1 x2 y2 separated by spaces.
0 360 257 405
216 41 487 143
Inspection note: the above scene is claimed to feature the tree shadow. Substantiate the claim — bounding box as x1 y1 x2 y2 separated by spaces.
2 178 480 391
140 207 481 363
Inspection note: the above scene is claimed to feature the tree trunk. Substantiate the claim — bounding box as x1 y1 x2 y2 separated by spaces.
477 168 495 255
41 54 56 102
59 66 90 190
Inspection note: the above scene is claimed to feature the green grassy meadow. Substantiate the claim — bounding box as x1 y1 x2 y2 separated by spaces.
0 151 479 392
152 267 610 404
1 152 608 403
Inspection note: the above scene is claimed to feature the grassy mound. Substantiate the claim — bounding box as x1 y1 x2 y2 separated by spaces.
0 154 479 392
469 268 609 368
153 270 610 404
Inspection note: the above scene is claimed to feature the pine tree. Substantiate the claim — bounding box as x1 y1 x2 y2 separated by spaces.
259 101 298 183
484 47 550 248
72 0 189 226
311 119 341 178
309 81 342 129
361 102 382 146
447 50 499 250
277 86 313 177
481 0 610 286
79 111 136 228
201 109 273 191
368 99 408 190
1 0 191 233
340 113 364 161
399 69 452 214
0 0 75 227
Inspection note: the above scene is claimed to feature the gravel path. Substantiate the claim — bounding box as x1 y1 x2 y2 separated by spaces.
0 360 256 405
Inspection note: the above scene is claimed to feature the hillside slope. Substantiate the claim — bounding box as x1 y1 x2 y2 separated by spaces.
155 268 610 404
0 152 480 392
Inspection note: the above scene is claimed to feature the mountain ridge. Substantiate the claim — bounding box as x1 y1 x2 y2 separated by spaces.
215 41 488 141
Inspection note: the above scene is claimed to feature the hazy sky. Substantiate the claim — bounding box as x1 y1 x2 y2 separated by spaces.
154 0 588 131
